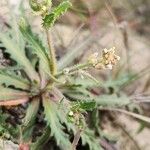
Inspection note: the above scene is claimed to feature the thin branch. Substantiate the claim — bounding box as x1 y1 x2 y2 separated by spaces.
72 129 82 150
56 62 92 77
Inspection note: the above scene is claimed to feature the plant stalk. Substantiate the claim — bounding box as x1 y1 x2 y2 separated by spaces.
56 62 93 77
46 29 57 75
72 129 82 150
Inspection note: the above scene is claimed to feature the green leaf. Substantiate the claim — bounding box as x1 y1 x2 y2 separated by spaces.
0 70 30 90
0 86 28 100
43 0 72 28
31 126 51 150
19 19 51 76
23 97 40 127
0 31 39 82
43 96 71 149
80 101 96 111
68 77 101 88
81 128 103 150
0 86 29 106
22 97 40 142
95 94 130 107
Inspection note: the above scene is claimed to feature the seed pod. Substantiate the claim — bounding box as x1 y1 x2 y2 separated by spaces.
29 0 52 13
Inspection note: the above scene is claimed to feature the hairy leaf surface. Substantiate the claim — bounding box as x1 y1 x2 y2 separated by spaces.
22 97 40 142
19 21 51 76
0 86 29 106
81 129 103 150
43 0 72 28
0 86 28 100
0 70 30 90
43 95 71 149
31 127 51 150
23 97 40 127
0 31 39 82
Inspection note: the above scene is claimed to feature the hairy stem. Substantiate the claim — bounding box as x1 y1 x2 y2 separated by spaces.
46 29 57 75
56 62 93 77
72 129 82 150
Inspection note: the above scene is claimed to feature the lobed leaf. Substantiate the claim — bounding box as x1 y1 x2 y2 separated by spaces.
0 31 39 82
79 101 96 111
81 128 103 150
22 97 40 143
0 86 29 106
31 126 51 150
0 70 30 90
95 94 130 107
23 97 40 127
43 0 72 28
19 20 51 77
43 95 71 149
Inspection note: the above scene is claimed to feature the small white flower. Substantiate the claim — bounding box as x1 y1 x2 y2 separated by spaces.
93 52 99 58
103 48 108 53
69 111 74 116
115 55 120 61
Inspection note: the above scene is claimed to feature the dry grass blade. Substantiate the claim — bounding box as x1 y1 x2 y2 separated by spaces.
99 107 150 123
58 35 94 69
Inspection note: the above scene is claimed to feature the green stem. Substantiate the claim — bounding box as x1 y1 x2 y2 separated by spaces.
56 62 93 77
42 62 92 93
46 29 57 75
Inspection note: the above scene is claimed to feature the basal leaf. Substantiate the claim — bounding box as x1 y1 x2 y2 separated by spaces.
19 20 51 76
23 97 40 127
81 128 103 150
0 86 28 100
22 97 40 142
43 0 72 28
0 86 29 106
43 95 71 149
0 70 30 90
0 31 39 82
31 126 51 150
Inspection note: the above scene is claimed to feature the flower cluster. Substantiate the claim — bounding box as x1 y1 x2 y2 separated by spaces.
88 47 120 70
